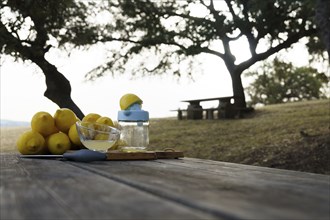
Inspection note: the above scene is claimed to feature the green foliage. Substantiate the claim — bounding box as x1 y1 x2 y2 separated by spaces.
83 0 322 80
0 0 98 60
245 59 329 105
1 0 325 75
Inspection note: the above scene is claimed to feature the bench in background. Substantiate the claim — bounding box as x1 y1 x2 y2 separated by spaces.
173 96 237 120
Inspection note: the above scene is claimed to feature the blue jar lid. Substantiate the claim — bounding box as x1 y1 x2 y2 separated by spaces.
117 103 149 121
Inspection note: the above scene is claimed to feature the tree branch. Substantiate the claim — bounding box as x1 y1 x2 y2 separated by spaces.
237 28 318 74
201 47 225 59
241 0 258 56
0 21 31 59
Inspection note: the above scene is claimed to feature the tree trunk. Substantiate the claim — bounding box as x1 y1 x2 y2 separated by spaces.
0 20 84 119
230 70 247 110
31 56 85 119
223 55 247 115
315 0 330 59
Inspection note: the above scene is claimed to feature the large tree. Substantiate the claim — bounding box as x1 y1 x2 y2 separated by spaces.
1 0 327 119
0 0 101 119
87 0 323 112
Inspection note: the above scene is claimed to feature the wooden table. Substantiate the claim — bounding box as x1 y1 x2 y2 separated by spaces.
180 96 235 119
1 153 329 220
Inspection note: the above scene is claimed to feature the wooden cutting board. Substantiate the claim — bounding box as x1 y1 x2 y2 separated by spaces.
19 150 184 161
105 150 184 160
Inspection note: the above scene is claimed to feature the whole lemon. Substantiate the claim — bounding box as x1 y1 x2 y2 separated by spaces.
31 111 58 137
16 130 46 155
54 108 78 133
113 120 120 129
82 113 101 123
68 123 82 147
47 132 71 155
120 93 143 110
95 116 114 127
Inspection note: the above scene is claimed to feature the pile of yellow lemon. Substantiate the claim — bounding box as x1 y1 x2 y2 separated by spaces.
16 108 115 155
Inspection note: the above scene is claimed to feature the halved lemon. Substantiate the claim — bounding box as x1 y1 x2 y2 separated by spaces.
120 93 143 110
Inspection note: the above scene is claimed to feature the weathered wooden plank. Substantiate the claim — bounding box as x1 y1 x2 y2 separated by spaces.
0 154 220 220
2 154 329 220
71 157 330 220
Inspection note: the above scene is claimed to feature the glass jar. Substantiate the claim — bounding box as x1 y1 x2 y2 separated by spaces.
118 120 149 150
117 104 149 151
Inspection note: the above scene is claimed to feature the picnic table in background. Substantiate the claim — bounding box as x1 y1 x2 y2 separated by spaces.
174 96 236 120
1 153 329 220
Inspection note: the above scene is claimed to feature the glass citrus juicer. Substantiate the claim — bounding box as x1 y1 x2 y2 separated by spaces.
117 95 149 151
76 121 121 152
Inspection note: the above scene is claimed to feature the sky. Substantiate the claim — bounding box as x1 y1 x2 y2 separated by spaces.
0 38 315 123
0 47 232 122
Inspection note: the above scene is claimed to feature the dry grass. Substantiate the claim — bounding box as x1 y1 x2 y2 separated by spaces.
148 99 330 174
1 127 29 153
1 99 329 174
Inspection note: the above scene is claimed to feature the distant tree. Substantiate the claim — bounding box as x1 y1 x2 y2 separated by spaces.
245 58 329 105
0 0 100 119
86 0 324 113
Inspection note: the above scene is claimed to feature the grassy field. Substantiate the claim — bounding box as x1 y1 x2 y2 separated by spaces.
148 99 330 175
1 99 329 174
